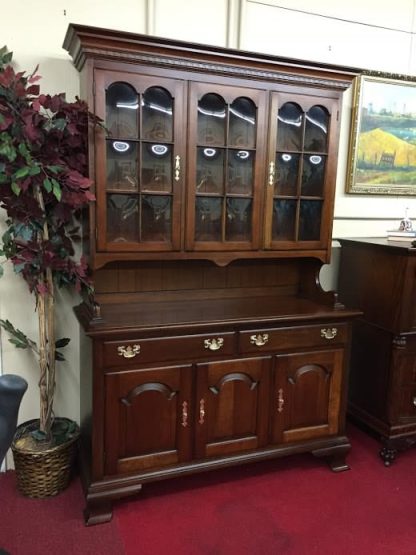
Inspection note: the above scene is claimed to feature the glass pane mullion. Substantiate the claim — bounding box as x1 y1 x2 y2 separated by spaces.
138 194 142 243
138 91 142 244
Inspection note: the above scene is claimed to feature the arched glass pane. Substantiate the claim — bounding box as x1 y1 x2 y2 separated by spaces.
142 87 173 142
106 82 139 139
197 93 226 145
276 102 303 151
304 106 329 152
229 97 256 148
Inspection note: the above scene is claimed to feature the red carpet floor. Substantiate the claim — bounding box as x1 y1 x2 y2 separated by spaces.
0 469 124 555
1 424 416 554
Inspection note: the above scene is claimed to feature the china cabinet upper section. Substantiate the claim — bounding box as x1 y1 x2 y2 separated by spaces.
63 24 359 268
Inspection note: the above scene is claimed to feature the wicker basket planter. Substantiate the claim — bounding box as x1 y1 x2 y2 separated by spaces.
11 418 80 498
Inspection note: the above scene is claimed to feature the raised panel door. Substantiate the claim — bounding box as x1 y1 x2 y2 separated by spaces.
186 82 268 251
194 357 271 458
271 349 343 444
104 365 192 474
94 70 186 252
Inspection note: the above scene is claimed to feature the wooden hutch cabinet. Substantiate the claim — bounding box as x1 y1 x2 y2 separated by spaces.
63 24 361 525
338 238 416 465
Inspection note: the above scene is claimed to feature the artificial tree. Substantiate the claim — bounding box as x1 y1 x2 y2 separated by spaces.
0 46 96 447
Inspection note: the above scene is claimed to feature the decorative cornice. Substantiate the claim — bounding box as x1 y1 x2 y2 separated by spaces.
77 47 352 90
63 24 360 89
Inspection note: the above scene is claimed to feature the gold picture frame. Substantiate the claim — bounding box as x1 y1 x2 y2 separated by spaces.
346 73 416 195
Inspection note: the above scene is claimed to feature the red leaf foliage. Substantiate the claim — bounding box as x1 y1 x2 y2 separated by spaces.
0 51 100 297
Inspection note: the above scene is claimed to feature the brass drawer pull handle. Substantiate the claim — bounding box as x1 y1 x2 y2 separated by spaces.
181 401 188 427
277 388 284 413
250 333 269 346
117 344 140 358
204 338 224 351
413 397 416 407
174 155 181 181
199 399 205 424
321 328 337 340
268 161 275 186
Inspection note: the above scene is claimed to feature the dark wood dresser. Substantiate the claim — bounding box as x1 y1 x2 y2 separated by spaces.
63 24 361 524
338 237 416 464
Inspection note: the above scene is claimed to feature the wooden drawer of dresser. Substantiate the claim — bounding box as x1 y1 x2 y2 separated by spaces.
102 332 236 367
239 323 348 354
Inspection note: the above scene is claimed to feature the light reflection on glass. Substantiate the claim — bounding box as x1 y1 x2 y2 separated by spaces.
116 101 139 110
305 114 327 134
197 106 226 118
112 141 130 153
309 155 322 165
236 150 249 160
142 101 172 115
278 115 302 127
203 148 217 158
229 106 255 125
151 144 169 156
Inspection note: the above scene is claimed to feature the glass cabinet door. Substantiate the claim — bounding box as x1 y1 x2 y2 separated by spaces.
265 92 338 250
186 83 267 250
94 70 185 251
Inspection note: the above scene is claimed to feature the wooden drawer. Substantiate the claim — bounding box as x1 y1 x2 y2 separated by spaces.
239 323 348 354
102 332 236 367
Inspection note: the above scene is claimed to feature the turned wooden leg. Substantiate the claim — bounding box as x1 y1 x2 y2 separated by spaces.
84 500 113 526
379 446 397 467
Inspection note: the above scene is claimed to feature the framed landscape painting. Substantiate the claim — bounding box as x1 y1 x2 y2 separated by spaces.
346 74 416 195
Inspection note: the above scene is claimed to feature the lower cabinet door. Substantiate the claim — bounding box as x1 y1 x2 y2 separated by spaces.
194 357 271 459
271 349 343 444
104 365 192 474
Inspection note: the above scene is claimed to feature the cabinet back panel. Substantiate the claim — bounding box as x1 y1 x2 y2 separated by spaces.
94 259 301 300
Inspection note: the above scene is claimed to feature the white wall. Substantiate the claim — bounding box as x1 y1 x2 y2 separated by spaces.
1 0 416 467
